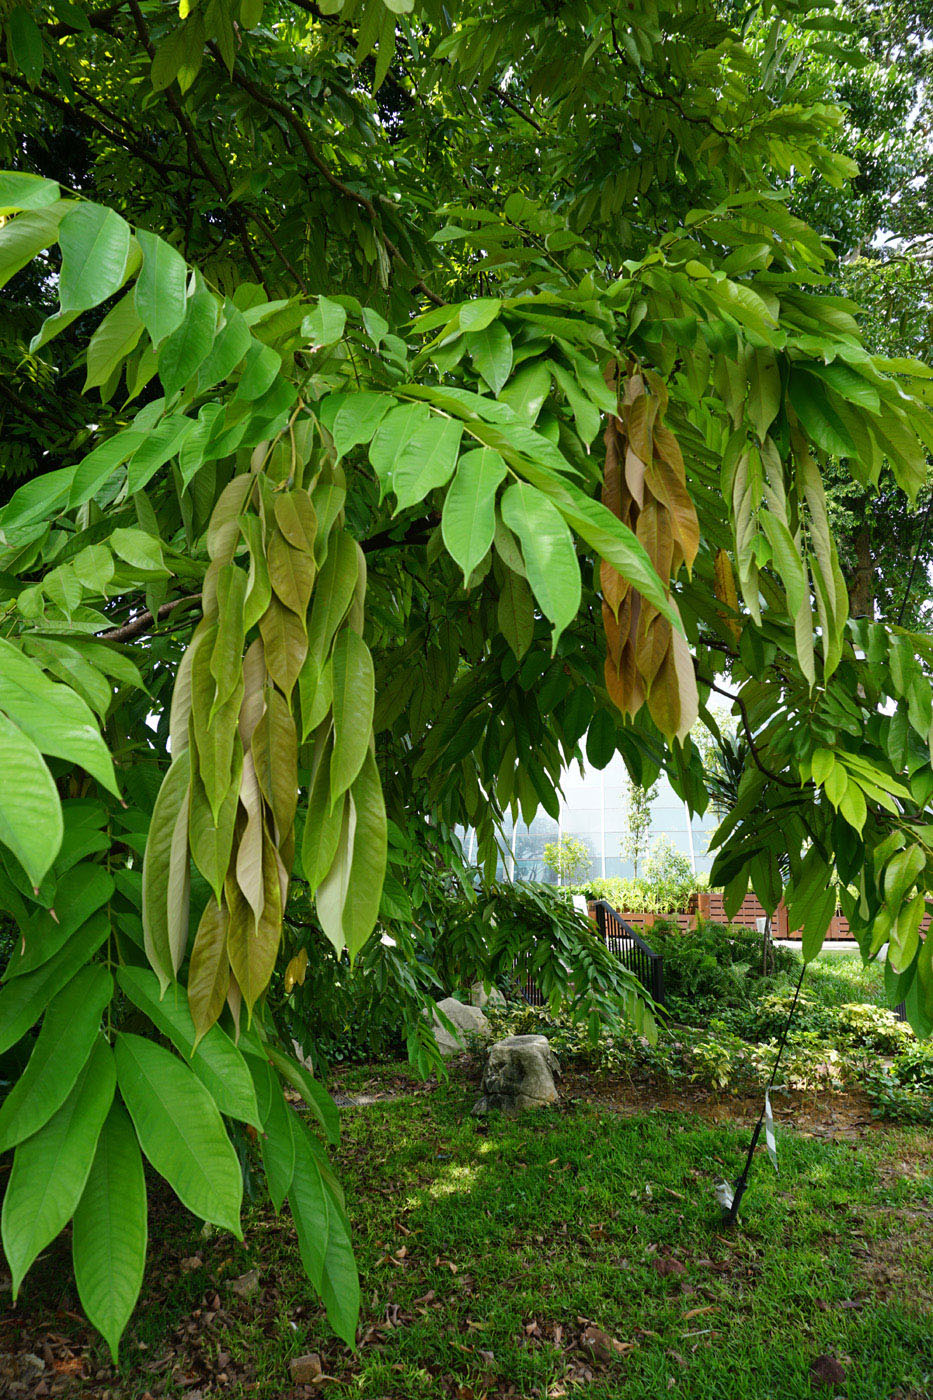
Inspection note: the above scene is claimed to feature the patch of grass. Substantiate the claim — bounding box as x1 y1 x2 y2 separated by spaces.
805 953 888 1009
10 1069 930 1400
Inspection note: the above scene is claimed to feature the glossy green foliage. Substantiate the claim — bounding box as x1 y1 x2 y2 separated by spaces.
0 0 932 1366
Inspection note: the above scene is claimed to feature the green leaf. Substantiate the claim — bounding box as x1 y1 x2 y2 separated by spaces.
500 482 580 648
116 967 261 1128
441 448 507 581
288 1114 359 1346
330 630 375 808
0 205 66 291
73 1104 148 1364
150 14 205 92
142 748 192 991
0 638 120 796
341 748 387 959
85 290 144 392
134 229 189 346
371 404 463 513
0 171 60 216
245 1055 295 1211
126 416 195 495
498 360 551 424
497 569 534 660
329 391 391 459
158 286 218 398
301 748 344 890
515 457 682 633
2 1037 115 1299
303 296 347 347
0 964 112 1152
459 298 501 332
466 321 513 396
0 912 109 1055
264 1043 340 1145
110 526 169 574
58 204 132 314
68 430 146 510
198 303 251 391
8 6 43 83
0 711 62 887
760 511 807 613
788 371 856 458
306 531 358 665
4 863 113 979
115 1033 243 1236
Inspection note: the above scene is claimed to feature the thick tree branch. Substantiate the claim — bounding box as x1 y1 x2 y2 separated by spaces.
99 594 201 643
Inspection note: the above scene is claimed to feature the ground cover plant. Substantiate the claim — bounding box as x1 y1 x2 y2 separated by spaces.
1 1069 930 1399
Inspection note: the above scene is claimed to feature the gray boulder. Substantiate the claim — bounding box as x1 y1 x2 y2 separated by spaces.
473 1033 560 1114
431 996 492 1058
470 981 506 1009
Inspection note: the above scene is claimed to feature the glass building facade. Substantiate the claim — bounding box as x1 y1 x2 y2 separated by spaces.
463 751 719 883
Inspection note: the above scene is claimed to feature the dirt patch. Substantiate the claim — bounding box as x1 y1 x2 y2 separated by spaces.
558 1071 896 1139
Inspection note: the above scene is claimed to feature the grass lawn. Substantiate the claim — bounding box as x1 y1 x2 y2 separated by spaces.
803 953 889 1008
3 1062 930 1400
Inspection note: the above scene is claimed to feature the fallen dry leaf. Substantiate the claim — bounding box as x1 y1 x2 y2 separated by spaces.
653 1258 686 1278
581 1326 633 1362
810 1354 847 1387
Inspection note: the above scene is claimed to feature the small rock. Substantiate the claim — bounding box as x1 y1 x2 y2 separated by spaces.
810 1355 846 1387
180 1255 203 1272
230 1268 260 1299
289 1352 323 1384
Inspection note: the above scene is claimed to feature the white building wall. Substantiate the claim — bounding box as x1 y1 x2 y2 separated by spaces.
501 752 718 883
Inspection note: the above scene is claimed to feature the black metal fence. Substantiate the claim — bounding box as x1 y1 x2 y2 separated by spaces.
512 901 666 1009
593 900 666 1007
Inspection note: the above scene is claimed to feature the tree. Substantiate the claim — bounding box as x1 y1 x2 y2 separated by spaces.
543 836 593 885
0 0 931 1365
621 777 659 878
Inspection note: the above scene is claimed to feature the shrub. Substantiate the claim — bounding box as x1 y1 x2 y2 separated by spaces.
857 1043 933 1124
735 993 914 1054
650 920 799 1018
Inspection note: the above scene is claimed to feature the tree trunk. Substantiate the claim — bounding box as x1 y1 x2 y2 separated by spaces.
848 525 874 619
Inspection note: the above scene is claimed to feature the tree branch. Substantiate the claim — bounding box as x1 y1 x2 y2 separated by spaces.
705 678 799 789
226 63 445 305
98 594 201 643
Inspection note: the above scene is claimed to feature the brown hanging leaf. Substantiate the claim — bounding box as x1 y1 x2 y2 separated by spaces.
143 747 191 993
205 474 254 575
268 528 316 618
273 489 317 553
189 763 240 904
259 594 308 697
188 897 230 1044
238 637 267 747
228 827 282 1013
235 751 266 922
251 686 298 841
713 548 741 645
